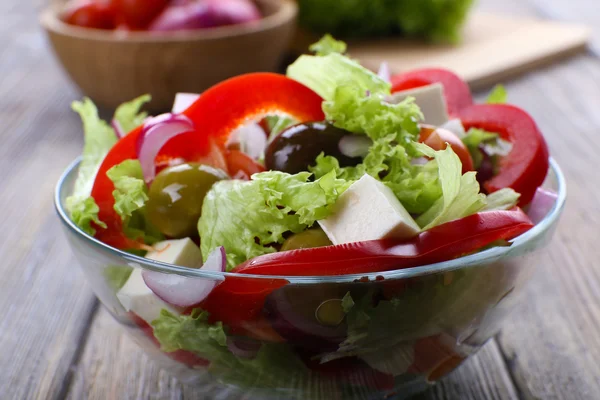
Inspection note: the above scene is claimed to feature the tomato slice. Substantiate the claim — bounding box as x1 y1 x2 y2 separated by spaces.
457 104 550 205
90 73 324 249
233 209 533 277
419 125 474 173
391 69 473 116
226 150 265 180
64 2 118 30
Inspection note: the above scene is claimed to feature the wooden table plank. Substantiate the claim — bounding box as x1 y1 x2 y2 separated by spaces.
484 56 600 400
0 10 101 400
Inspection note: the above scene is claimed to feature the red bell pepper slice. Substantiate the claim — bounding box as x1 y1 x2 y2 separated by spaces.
200 209 532 331
457 104 550 205
200 277 289 335
391 68 473 116
90 73 324 249
234 208 533 276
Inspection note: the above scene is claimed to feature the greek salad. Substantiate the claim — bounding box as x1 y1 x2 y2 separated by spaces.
65 35 554 395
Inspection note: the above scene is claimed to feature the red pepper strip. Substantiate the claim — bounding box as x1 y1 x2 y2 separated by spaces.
184 73 325 146
128 312 210 368
234 209 533 277
391 68 473 116
90 73 324 249
457 104 550 206
200 277 289 335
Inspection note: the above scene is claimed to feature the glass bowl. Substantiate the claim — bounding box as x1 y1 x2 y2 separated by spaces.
55 159 566 400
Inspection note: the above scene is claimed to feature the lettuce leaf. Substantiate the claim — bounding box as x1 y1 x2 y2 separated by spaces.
287 53 390 101
486 85 507 104
152 309 310 396
66 196 106 236
66 98 118 235
483 188 520 211
413 145 486 229
323 86 422 144
309 34 347 56
113 94 151 135
199 170 349 270
106 160 163 245
297 0 474 43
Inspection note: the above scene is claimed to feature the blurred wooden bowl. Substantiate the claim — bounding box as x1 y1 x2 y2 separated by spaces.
40 0 297 112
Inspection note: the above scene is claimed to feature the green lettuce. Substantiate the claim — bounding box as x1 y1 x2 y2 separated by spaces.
483 188 520 211
414 144 486 229
106 160 163 245
113 94 151 135
67 96 152 235
199 170 349 270
152 309 310 396
486 85 507 104
309 34 347 56
297 0 474 43
462 128 513 169
287 52 390 101
323 86 422 144
66 99 118 235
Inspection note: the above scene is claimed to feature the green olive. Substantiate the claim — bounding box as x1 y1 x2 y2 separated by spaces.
146 163 227 238
281 229 332 252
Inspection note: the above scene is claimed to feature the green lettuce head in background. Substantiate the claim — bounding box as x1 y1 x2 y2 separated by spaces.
297 0 475 43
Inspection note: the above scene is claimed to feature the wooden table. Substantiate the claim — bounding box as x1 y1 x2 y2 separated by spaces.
1 1 599 399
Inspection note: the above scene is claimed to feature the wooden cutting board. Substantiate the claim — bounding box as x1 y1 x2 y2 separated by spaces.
293 13 591 90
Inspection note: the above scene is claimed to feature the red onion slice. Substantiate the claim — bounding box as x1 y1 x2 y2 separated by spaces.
137 113 195 183
378 62 391 84
527 188 558 224
112 119 125 138
142 247 226 308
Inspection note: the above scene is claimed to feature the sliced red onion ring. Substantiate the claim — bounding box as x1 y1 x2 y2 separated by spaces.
226 336 262 359
137 113 195 183
339 135 373 158
527 188 558 224
142 247 226 308
378 62 391 83
112 119 125 138
227 123 268 160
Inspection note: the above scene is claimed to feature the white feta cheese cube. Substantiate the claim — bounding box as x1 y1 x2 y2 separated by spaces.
172 93 200 114
117 269 182 325
145 238 203 268
116 238 202 324
390 83 449 126
318 175 421 245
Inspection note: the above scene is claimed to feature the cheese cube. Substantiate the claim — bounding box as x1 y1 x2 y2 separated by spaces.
318 175 421 245
390 83 449 126
117 269 182 325
172 93 200 114
116 238 202 325
145 238 203 268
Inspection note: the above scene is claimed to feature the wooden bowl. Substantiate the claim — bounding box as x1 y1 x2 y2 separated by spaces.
40 0 298 112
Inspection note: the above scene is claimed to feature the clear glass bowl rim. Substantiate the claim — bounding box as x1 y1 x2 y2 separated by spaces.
55 158 566 284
